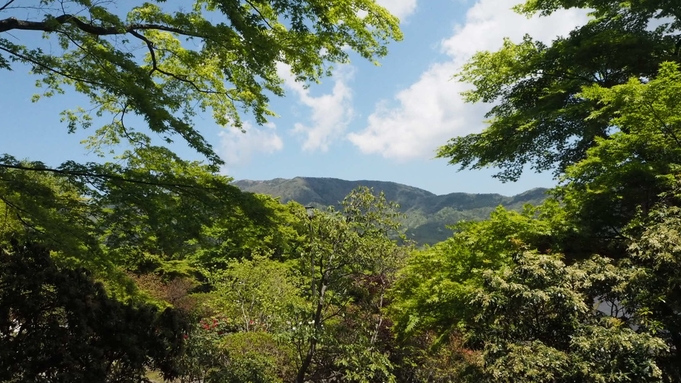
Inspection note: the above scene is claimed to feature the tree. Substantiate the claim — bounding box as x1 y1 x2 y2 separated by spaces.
466 251 666 383
438 0 680 182
0 0 402 167
177 254 302 383
413 1 681 381
0 0 402 284
189 195 306 269
209 252 303 333
1 148 311 295
554 62 681 255
621 184 681 381
0 152 246 285
391 206 670 382
0 241 189 382
391 203 569 340
167 187 408 382
0 157 100 261
0 4 405 379
291 187 406 383
424 4 681 377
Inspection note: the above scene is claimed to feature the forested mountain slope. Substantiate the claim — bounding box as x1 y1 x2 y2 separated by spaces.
234 177 547 245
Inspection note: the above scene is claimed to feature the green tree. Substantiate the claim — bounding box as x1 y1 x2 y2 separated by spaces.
178 318 297 383
1 4 405 379
171 188 407 383
621 185 681 380
0 157 100 260
438 0 680 182
422 2 681 380
1 0 402 167
392 209 670 382
190 196 306 269
391 203 568 340
524 63 681 377
209 252 303 333
466 251 666 383
0 153 237 281
555 62 681 257
180 255 302 383
292 187 406 383
1 0 402 288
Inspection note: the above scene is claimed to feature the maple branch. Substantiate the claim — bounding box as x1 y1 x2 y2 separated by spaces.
0 162 208 191
0 14 203 37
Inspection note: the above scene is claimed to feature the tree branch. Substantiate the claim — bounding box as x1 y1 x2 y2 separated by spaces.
0 0 15 12
0 193 45 235
0 46 107 88
2 14 236 110
0 14 204 37
128 30 159 77
0 162 211 191
243 0 274 30
126 29 228 96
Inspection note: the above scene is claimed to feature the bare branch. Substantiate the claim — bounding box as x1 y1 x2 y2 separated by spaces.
0 0 15 12
0 45 107 87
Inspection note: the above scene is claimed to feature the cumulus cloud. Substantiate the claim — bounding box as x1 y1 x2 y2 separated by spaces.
279 63 355 152
376 0 418 20
348 0 590 161
218 121 283 167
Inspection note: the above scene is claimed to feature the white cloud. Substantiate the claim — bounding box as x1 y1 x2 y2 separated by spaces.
279 63 355 152
348 0 590 161
376 0 418 20
218 121 283 167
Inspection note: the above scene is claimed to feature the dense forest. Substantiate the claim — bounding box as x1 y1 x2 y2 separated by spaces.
1 0 681 382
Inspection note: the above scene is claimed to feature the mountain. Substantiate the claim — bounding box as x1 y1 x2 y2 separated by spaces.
233 177 548 245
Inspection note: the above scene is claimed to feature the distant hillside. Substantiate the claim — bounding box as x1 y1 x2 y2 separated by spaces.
233 177 548 245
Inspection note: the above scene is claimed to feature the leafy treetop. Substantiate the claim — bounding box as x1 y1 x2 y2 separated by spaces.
438 0 680 181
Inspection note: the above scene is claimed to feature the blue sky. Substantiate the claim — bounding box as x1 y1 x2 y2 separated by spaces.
0 0 588 196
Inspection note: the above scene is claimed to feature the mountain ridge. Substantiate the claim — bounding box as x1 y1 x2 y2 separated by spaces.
233 177 548 245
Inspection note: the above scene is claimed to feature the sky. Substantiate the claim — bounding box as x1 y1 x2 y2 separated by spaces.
0 0 590 196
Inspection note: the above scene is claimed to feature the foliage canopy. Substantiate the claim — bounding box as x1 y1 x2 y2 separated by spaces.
438 0 681 181
0 0 402 166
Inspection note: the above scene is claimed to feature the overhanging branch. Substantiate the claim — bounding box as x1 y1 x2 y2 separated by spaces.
1 16 235 99
0 45 107 87
0 14 203 37
126 29 229 97
0 162 210 191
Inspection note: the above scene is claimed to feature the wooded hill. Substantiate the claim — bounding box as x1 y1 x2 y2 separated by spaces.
234 177 548 245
